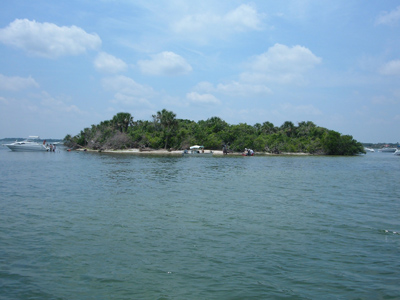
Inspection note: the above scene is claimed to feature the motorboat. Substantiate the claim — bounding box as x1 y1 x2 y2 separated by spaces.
364 147 375 152
182 145 213 156
5 136 49 152
379 145 397 153
394 149 400 156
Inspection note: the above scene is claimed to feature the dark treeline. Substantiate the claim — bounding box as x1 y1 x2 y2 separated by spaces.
64 109 365 155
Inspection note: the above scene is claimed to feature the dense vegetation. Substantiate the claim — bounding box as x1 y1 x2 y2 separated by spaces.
64 110 365 155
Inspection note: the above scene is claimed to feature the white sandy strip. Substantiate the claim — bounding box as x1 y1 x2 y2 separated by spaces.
75 148 310 155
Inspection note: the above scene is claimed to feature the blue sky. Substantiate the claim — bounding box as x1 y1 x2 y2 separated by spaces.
1 1 400 142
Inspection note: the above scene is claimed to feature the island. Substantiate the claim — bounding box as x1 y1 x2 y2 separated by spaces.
64 109 365 156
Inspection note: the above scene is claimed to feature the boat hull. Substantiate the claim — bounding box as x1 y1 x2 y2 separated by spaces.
6 144 49 152
380 148 397 153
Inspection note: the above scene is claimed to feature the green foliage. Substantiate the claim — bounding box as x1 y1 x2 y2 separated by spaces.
153 109 178 149
322 131 365 155
65 111 365 155
112 112 133 133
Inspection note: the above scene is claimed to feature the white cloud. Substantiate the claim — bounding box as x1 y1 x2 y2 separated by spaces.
0 19 101 58
243 43 321 84
248 43 321 73
223 4 263 31
189 44 319 105
172 4 264 43
38 91 82 114
371 95 396 105
111 93 153 107
194 81 215 92
280 103 322 116
94 52 127 73
379 59 400 76
186 92 220 105
216 81 272 97
0 74 39 91
375 5 400 26
137 51 192 76
102 75 155 107
194 80 271 98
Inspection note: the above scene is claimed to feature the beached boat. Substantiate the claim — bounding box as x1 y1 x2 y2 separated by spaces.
242 148 254 156
4 136 49 152
182 145 213 156
242 152 254 156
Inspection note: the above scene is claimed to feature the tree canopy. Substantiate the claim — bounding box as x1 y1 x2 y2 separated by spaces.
64 110 365 155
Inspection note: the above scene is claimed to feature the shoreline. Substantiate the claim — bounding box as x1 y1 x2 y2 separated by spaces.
75 148 311 156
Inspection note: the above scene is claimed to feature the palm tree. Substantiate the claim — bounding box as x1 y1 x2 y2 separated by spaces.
280 121 295 137
261 121 276 134
153 109 178 149
297 121 316 137
112 112 134 133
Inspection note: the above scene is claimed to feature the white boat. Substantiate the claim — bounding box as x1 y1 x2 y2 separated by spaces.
364 147 375 152
394 149 400 156
182 145 213 156
5 136 49 152
379 146 397 153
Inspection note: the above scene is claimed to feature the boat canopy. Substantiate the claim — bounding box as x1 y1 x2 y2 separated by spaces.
190 145 204 150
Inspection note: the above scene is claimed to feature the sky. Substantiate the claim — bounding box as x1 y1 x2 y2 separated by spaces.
1 1 400 143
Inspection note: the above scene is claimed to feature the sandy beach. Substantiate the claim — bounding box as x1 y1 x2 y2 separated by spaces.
75 148 310 156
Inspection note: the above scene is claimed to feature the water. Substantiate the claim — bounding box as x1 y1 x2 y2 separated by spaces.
1 147 399 299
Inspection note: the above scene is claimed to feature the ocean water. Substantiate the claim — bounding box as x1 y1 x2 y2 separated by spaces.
0 146 399 299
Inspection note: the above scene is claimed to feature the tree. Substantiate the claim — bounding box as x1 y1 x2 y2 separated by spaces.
67 110 365 155
261 121 276 134
153 109 178 149
203 116 229 133
322 131 365 155
227 123 257 151
280 121 295 137
64 134 72 142
297 121 316 137
112 112 134 133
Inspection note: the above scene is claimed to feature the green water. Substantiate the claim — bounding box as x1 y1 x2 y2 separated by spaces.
0 148 399 299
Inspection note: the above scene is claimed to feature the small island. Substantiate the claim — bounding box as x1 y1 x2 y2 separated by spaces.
64 109 365 156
